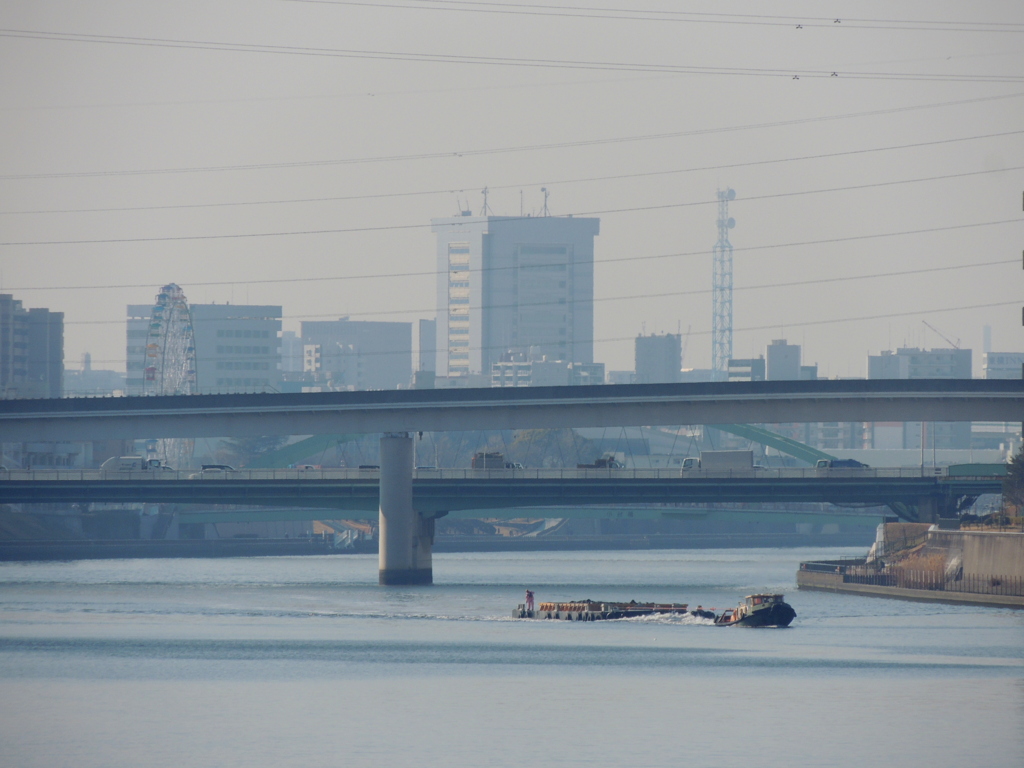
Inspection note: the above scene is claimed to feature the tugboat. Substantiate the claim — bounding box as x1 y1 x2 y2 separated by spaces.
714 594 796 627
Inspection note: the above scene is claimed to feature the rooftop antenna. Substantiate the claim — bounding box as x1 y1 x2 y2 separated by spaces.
711 188 736 381
480 187 492 216
540 187 550 217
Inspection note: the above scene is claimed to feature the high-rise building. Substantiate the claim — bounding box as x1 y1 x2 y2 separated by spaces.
301 318 411 391
432 214 599 378
1 294 63 399
635 333 681 384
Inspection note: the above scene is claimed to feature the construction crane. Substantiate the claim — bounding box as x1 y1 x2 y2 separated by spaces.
922 320 960 349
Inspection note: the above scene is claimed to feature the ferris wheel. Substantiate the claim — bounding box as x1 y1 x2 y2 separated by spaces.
139 283 198 468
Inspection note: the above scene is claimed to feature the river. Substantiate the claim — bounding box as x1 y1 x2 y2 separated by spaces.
1 547 1021 767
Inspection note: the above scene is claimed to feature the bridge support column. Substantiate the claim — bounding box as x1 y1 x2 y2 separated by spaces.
378 432 432 585
917 495 940 524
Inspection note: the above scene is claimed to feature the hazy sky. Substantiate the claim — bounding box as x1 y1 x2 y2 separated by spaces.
2 1 1022 379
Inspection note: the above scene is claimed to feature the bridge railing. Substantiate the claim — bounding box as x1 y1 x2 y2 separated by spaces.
0 466 991 481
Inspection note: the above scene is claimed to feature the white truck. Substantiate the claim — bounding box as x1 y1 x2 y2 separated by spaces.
100 456 172 472
681 450 754 471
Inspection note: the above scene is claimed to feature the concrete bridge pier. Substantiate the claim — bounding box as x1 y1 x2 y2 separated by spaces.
378 432 433 585
917 495 940 524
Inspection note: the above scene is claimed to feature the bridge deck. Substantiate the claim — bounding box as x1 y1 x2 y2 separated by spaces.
0 468 1001 513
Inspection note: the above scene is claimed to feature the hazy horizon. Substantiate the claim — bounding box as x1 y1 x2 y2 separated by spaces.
2 1 1022 380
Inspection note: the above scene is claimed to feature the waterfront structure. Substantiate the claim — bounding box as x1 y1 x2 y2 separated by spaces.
635 333 681 384
128 302 281 394
866 347 973 449
301 318 411 391
432 213 599 378
0 294 63 399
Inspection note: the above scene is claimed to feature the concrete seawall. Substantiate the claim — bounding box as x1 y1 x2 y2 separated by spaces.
798 528 1024 608
797 569 1024 607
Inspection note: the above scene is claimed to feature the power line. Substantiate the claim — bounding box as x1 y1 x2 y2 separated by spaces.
61 258 1013 326
284 0 1024 33
5 92 1021 182
3 128 1021 215
2 28 1021 84
2 198 1018 249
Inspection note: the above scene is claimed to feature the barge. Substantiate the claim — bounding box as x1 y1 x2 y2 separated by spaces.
513 600 689 621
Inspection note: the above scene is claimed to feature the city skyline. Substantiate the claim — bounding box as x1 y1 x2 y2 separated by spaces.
1 1 1021 379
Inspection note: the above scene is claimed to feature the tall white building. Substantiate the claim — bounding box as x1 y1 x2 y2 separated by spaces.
432 214 599 378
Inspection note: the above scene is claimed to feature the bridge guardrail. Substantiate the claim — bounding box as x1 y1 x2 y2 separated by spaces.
0 466 1000 482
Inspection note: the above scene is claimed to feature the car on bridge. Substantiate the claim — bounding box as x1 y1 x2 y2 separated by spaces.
187 464 237 479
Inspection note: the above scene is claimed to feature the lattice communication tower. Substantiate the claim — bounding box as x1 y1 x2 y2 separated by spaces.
139 283 198 468
711 189 736 381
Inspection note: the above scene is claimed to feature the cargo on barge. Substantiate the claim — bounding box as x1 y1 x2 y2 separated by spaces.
512 600 688 621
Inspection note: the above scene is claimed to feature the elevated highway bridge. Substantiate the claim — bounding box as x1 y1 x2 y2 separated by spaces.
2 380 1019 583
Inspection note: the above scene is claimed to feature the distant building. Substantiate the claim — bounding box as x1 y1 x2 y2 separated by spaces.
280 331 304 374
727 356 765 382
868 347 971 380
983 352 1024 379
679 368 714 383
765 339 801 381
128 302 282 394
490 351 603 388
418 319 436 373
0 293 63 399
432 214 599 377
865 347 973 449
63 353 125 397
607 370 635 385
634 333 681 384
301 318 411 391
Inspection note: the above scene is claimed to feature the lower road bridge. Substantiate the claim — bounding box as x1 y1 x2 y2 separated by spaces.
2 465 999 515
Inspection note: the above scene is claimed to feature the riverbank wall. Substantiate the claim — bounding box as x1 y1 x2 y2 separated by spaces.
798 527 1024 608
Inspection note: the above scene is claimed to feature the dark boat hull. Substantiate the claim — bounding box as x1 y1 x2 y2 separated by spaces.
733 602 797 627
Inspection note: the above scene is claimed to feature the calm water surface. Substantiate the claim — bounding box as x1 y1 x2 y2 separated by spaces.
1 547 1021 768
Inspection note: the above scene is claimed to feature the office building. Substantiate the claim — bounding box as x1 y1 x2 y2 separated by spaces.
301 318 411 391
490 351 603 388
983 352 1024 379
766 339 801 381
432 214 600 377
1 294 63 399
866 347 973 449
127 302 282 394
727 356 765 382
635 333 681 384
